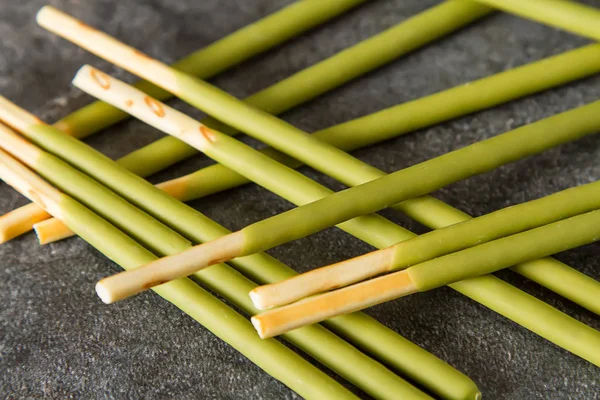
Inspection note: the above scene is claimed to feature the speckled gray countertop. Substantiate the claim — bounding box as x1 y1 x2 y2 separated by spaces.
0 1 599 399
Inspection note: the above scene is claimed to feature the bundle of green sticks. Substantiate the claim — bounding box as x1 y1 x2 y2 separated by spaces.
0 1 599 398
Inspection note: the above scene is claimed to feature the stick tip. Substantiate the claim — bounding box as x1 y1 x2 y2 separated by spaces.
95 280 117 304
250 316 268 339
33 219 74 244
36 5 58 27
249 288 271 311
0 216 24 244
72 64 94 86
33 222 51 245
0 219 9 244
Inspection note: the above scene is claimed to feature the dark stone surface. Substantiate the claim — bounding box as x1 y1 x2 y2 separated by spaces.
1 0 599 398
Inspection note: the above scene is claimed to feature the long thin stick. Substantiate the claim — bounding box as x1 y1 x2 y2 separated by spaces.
4 0 492 243
251 180 600 309
36 6 600 316
81 79 599 302
68 69 600 366
473 0 600 41
253 209 600 341
0 148 361 400
0 105 469 400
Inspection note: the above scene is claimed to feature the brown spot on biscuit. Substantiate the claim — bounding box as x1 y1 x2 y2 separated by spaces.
125 99 134 107
77 21 91 30
144 96 165 118
207 257 230 266
199 126 216 143
53 120 73 135
133 49 151 61
143 280 167 289
90 68 111 90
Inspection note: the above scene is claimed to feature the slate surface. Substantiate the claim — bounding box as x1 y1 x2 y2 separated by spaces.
0 1 599 399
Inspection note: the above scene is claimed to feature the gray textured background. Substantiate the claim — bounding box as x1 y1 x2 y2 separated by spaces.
1 0 599 399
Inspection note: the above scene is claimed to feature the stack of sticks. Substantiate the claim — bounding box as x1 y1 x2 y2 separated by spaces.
0 1 599 398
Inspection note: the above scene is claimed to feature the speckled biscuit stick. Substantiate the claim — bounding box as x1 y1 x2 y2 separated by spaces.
0 100 475 400
0 148 363 400
68 69 600 366
2 0 492 243
473 0 600 41
37 44 600 246
252 209 600 342
251 180 600 309
36 6 600 315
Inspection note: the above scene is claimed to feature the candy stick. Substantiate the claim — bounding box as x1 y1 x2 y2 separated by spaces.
0 203 50 244
33 217 78 244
